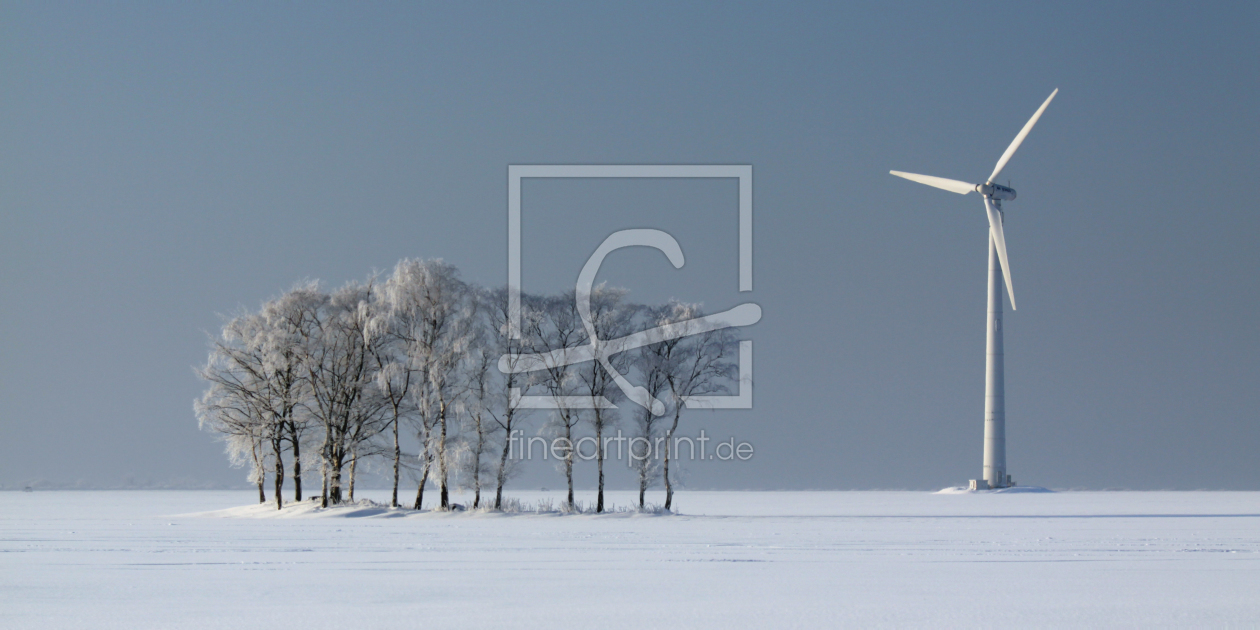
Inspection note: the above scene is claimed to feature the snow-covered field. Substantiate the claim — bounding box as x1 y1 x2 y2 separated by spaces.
4 490 1259 628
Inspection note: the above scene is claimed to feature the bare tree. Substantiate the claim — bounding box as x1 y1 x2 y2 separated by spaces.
482 287 538 510
631 305 672 508
455 328 496 509
371 351 413 507
532 291 587 510
653 303 739 511
576 285 632 513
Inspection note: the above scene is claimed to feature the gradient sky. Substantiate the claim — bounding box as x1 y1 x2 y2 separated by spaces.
2 2 1257 490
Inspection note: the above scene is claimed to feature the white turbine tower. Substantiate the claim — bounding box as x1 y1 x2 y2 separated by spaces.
891 88 1058 490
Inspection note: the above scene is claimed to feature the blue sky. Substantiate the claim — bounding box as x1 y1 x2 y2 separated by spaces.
2 2 1257 489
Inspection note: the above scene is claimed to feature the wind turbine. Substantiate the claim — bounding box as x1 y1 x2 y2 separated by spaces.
890 88 1058 490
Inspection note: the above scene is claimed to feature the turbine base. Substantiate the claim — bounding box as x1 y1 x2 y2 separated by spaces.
970 476 1016 491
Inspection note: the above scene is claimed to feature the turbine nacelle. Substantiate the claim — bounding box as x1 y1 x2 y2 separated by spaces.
889 87 1058 313
977 182 1016 201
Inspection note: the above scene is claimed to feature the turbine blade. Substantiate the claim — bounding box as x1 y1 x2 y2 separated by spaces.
987 88 1058 184
889 171 976 195
983 197 1017 310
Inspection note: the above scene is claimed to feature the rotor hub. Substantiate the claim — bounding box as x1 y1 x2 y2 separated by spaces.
978 182 1017 201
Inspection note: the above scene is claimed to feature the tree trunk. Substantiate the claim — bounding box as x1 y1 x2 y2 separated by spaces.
596 412 605 513
329 452 344 505
273 437 285 511
663 409 681 511
639 471 647 509
663 446 672 511
290 421 302 502
347 451 357 503
438 402 450 509
413 455 431 510
253 439 266 504
564 418 575 509
320 429 330 508
495 431 511 510
391 415 400 508
472 415 483 509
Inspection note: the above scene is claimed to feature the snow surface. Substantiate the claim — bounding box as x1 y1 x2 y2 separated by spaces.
4 490 1260 628
935 485 1055 494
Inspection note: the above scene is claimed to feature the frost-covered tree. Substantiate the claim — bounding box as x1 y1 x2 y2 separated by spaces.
384 259 474 510
196 364 271 503
369 307 418 508
258 283 323 503
197 300 310 510
199 257 750 514
298 280 390 506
